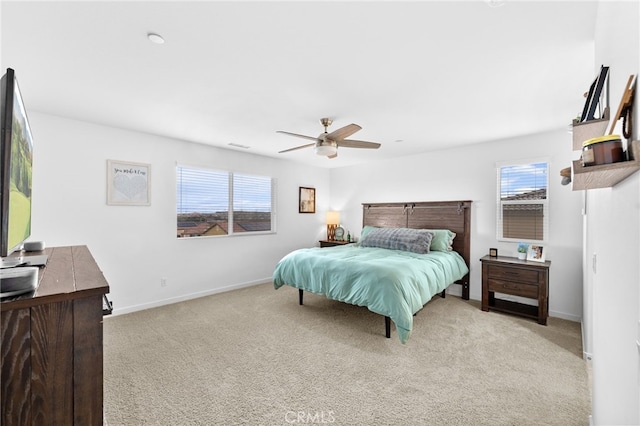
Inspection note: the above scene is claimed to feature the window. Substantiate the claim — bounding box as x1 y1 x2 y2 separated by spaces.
497 161 548 242
176 165 275 238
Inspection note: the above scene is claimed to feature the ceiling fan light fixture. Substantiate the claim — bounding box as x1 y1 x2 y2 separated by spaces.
278 119 379 158
315 141 337 157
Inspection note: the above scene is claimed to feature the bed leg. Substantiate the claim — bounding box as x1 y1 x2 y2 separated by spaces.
298 289 303 305
385 316 391 338
461 275 470 300
441 290 446 298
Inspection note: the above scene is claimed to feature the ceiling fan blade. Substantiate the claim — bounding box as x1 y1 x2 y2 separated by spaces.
278 143 316 153
276 130 318 142
326 123 361 141
337 139 381 149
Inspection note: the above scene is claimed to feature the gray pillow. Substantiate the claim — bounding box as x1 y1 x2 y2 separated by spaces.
360 227 434 254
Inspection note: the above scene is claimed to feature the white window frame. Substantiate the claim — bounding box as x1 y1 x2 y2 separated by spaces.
176 164 276 238
496 158 549 244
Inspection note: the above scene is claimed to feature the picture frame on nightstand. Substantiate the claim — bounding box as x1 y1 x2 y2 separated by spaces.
489 248 498 258
527 244 545 262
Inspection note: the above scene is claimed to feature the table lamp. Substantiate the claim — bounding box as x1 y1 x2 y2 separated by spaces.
326 211 340 241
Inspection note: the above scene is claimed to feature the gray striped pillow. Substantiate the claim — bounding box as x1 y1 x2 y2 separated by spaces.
360 227 434 254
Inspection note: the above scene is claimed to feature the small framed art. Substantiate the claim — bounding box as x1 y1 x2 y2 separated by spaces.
299 187 315 213
107 159 151 206
489 248 498 258
527 244 545 262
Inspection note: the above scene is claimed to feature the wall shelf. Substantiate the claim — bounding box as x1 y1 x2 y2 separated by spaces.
572 140 640 190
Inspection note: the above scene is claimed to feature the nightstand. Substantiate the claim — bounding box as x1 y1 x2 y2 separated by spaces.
319 240 351 248
480 255 551 325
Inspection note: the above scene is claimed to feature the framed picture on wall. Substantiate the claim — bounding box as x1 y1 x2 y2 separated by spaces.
107 159 151 206
526 244 545 262
299 187 315 213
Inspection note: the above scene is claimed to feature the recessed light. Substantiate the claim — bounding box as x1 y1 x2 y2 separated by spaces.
147 33 165 44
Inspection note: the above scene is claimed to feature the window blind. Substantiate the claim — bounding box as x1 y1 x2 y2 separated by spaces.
232 173 272 233
497 162 548 242
177 167 229 214
176 165 274 238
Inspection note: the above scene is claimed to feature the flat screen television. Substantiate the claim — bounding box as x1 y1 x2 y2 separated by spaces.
0 68 34 259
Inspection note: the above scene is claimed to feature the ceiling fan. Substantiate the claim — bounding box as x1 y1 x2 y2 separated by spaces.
277 118 381 159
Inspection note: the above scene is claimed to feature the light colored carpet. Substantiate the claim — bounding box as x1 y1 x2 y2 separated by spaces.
103 283 590 425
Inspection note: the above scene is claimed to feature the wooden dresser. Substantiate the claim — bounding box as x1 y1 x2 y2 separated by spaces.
1 246 110 425
480 255 551 325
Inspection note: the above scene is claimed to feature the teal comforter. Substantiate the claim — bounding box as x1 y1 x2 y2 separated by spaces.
273 244 469 343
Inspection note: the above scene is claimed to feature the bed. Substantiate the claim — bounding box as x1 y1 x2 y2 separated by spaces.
273 200 472 343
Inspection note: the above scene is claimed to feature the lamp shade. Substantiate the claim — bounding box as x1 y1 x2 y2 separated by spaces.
326 211 340 225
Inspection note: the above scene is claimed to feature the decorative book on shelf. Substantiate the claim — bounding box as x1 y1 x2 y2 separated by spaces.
572 65 611 151
580 65 610 123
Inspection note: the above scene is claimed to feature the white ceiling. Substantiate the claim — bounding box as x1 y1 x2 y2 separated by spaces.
1 1 599 168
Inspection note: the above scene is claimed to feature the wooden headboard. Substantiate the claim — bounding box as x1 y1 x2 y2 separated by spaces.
362 200 472 299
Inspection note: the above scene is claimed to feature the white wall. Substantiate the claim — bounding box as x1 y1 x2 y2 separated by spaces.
330 128 584 320
29 112 330 314
28 111 587 322
587 179 639 425
587 1 640 424
581 0 640 362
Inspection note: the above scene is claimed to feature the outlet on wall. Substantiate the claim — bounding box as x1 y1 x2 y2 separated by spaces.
160 277 167 287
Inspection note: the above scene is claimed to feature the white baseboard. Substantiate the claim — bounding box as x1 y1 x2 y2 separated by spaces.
107 278 271 316
581 320 593 360
549 309 581 323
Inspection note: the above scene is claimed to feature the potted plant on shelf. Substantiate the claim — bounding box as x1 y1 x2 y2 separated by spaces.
517 243 529 260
